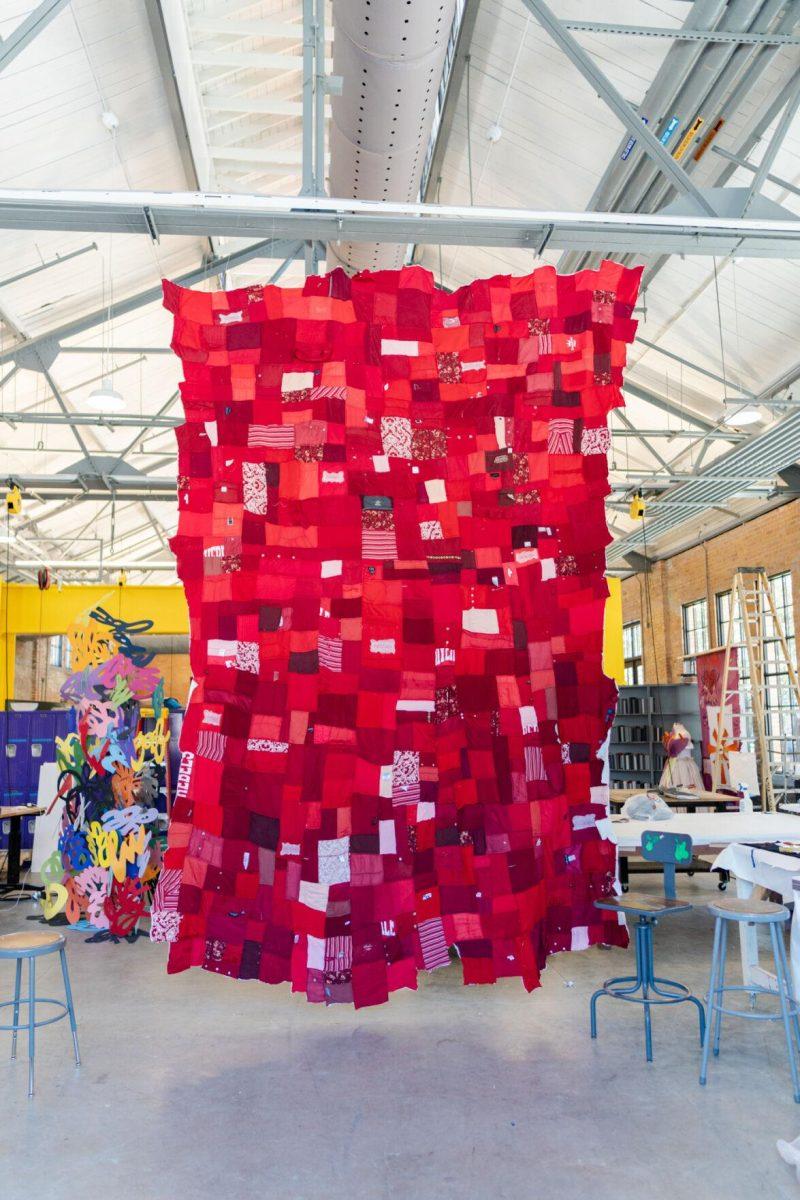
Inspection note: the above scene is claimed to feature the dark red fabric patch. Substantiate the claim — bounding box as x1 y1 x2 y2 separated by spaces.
152 261 641 1008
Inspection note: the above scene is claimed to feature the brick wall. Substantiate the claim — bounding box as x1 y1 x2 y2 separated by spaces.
621 499 800 684
14 636 70 702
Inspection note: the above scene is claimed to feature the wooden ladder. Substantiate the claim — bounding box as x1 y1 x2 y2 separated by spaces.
712 567 800 811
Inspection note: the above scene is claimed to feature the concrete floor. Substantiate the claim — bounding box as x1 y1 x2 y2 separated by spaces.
1 872 799 1200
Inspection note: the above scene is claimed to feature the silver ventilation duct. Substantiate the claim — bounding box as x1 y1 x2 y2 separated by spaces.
329 0 457 273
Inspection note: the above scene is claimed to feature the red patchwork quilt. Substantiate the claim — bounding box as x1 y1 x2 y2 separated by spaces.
152 261 641 1008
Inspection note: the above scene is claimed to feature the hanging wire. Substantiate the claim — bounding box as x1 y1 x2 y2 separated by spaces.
712 256 729 405
437 177 444 288
465 55 475 206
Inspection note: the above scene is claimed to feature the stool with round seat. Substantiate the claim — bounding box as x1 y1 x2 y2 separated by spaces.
700 896 800 1102
0 930 80 1097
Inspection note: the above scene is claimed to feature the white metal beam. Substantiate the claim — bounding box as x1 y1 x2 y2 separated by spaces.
563 21 800 46
0 0 71 73
0 190 798 256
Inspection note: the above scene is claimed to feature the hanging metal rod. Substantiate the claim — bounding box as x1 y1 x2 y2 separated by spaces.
712 145 800 201
0 242 98 290
562 21 800 45
0 411 181 428
0 189 798 254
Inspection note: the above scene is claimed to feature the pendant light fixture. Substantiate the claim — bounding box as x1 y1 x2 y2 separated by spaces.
723 404 761 427
85 379 125 411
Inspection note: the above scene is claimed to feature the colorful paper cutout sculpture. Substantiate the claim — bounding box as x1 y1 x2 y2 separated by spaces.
44 607 169 940
152 262 641 1007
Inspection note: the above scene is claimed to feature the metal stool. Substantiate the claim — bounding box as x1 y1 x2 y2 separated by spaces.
700 897 800 1102
590 830 705 1062
0 930 81 1097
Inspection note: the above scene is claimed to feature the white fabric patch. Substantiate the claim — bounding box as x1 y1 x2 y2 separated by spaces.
462 608 499 635
370 638 396 654
202 709 222 727
218 310 244 325
235 641 259 674
420 519 444 541
298 880 329 912
246 738 289 753
280 842 300 856
282 371 314 391
322 470 345 483
416 801 436 822
572 813 596 831
520 705 538 734
425 479 447 504
381 338 419 356
321 559 343 578
571 926 590 951
379 820 396 855
540 557 557 581
494 416 506 447
373 454 390 473
396 699 435 712
318 837 350 884
379 764 394 798
203 421 218 446
207 639 237 661
307 935 325 971
380 416 412 458
242 461 268 515
461 360 486 372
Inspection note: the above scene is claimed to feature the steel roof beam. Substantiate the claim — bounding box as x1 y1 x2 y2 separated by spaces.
0 234 303 366
0 0 71 74
712 145 800 200
0 411 180 428
0 190 799 254
562 20 800 45
520 0 717 215
634 335 758 398
608 408 800 559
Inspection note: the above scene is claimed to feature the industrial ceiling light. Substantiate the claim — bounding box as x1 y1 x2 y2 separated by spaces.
85 378 125 412
723 405 761 426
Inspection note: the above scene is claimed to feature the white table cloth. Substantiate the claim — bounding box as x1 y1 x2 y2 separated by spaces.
609 811 800 852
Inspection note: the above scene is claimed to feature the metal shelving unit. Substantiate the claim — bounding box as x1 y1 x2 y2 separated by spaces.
610 684 702 791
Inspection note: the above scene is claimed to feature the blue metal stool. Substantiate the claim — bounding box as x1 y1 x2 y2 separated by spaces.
0 929 80 1097
590 830 705 1061
700 896 800 1102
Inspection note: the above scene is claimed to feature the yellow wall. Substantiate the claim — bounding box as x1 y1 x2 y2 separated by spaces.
0 578 626 699
0 583 189 704
603 576 625 686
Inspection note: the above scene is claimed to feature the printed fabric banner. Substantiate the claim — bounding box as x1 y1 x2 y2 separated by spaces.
696 646 740 789
152 261 641 1008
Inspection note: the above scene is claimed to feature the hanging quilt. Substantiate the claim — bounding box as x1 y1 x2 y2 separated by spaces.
152 261 642 1008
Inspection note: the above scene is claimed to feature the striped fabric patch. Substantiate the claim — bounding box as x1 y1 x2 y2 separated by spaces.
362 529 398 559
318 635 343 672
418 917 450 970
248 424 295 448
197 729 227 762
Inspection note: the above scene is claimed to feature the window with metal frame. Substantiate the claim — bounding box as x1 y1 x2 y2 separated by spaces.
682 598 709 676
623 620 643 685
